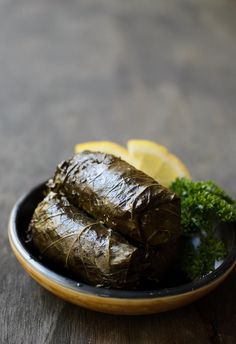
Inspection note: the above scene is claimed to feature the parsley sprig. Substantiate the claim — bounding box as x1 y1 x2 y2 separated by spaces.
170 178 236 280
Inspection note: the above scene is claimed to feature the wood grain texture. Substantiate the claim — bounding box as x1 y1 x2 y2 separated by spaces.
0 0 236 343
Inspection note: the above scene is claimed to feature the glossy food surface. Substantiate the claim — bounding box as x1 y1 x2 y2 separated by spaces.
50 151 181 245
29 192 141 288
29 190 180 289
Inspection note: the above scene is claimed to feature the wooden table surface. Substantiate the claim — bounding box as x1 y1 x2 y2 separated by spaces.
1 0 236 343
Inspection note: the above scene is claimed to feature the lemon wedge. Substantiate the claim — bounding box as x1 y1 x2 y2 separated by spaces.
74 141 137 166
127 139 191 186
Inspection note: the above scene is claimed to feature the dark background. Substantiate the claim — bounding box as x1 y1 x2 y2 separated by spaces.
0 0 236 343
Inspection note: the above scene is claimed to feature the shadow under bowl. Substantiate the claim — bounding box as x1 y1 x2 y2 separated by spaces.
8 182 236 315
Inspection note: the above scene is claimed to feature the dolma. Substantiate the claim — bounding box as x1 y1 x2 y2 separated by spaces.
29 192 141 289
142 241 180 284
49 151 180 245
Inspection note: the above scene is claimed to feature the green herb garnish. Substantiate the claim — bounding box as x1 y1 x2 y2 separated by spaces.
170 178 236 280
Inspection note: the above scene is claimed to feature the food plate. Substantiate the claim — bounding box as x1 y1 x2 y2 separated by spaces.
8 182 236 315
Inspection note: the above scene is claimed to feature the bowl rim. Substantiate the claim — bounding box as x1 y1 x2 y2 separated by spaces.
8 182 236 300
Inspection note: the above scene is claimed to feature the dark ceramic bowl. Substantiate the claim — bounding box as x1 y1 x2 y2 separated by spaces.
8 182 236 315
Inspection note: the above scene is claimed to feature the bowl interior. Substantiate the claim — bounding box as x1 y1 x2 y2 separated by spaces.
10 182 236 299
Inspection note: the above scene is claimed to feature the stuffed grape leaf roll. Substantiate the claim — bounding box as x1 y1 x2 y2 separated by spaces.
49 151 180 245
29 192 141 289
